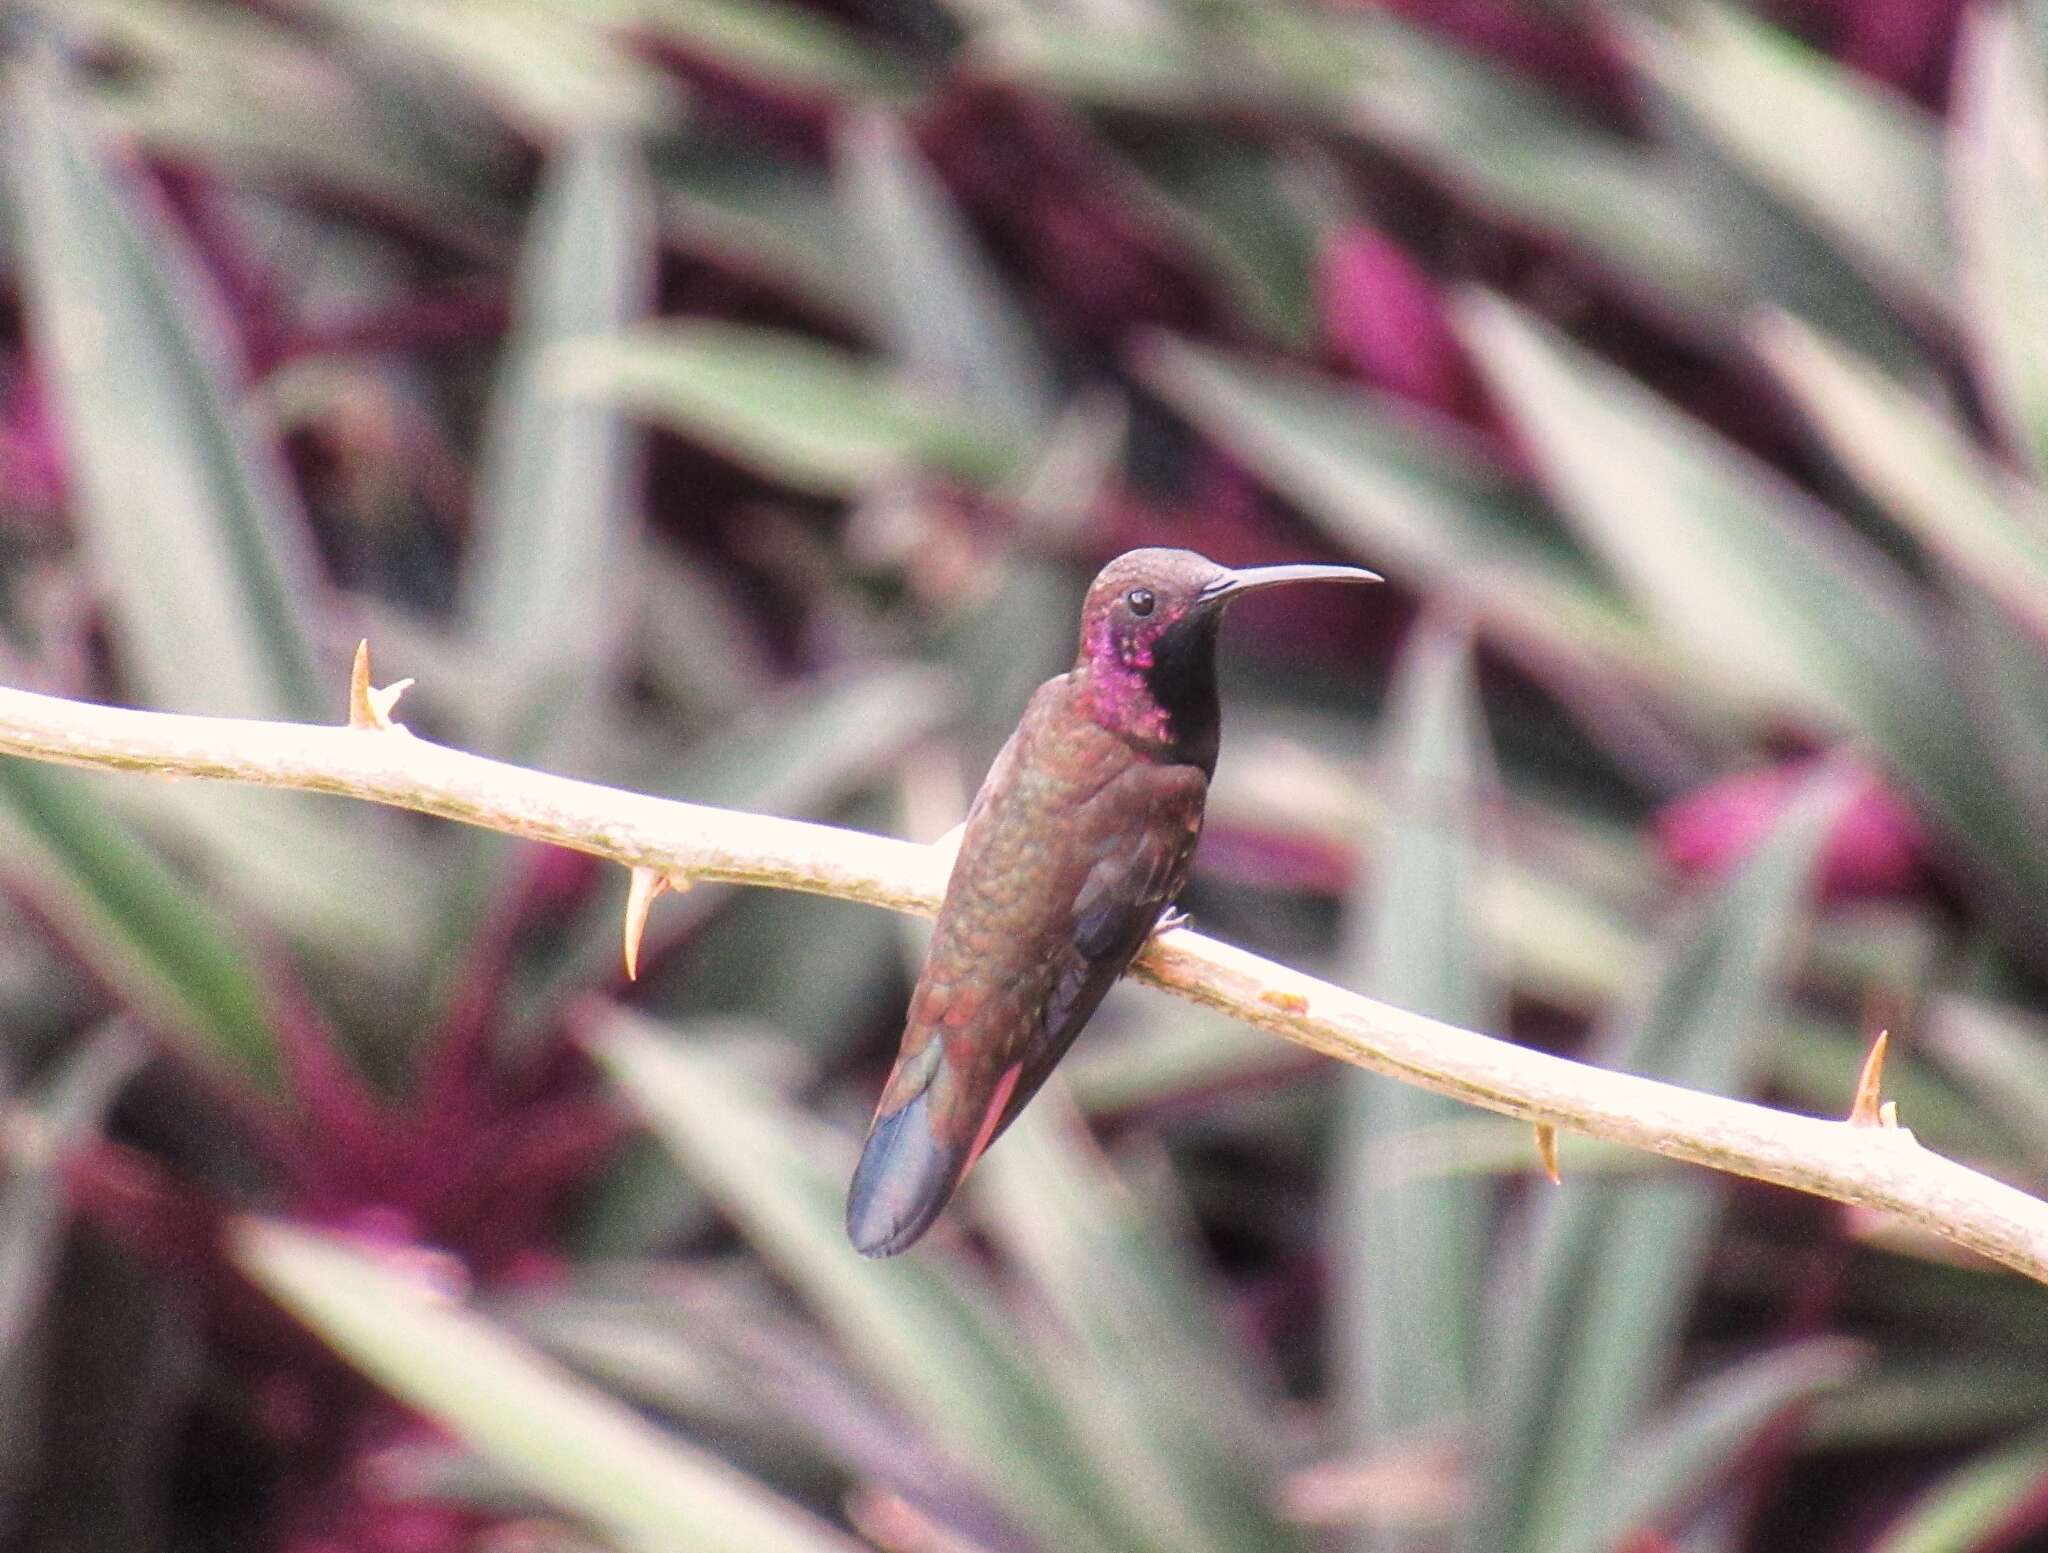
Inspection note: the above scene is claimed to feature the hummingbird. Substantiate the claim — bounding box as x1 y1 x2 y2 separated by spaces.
846 547 1381 1257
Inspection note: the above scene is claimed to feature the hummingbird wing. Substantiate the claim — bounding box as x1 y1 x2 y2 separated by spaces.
847 682 1206 1257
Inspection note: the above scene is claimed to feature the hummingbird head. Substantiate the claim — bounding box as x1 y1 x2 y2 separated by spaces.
1074 548 1380 767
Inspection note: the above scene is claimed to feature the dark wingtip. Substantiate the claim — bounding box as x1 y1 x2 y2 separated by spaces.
845 1089 967 1258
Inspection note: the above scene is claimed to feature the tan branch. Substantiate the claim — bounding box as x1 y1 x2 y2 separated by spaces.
0 678 2044 1283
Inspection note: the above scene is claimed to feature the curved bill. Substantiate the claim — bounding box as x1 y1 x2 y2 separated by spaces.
1197 562 1383 605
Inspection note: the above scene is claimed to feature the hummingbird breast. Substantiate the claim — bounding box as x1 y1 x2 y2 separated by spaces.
846 672 1209 1256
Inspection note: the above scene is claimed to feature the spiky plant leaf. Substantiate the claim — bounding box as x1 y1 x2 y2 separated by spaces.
1331 618 1498 1553
1473 769 1851 1553
233 1219 863 1553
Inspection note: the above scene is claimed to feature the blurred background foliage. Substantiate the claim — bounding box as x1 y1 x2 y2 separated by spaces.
6 0 2048 1549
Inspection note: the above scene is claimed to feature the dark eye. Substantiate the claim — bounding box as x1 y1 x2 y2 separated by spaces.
1125 587 1155 617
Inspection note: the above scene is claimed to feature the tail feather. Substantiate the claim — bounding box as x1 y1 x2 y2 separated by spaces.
845 1087 967 1258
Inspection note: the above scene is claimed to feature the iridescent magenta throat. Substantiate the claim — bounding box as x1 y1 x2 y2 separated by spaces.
1080 612 1172 744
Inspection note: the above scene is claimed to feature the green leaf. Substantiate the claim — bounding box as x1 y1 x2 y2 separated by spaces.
1114 129 1322 349
506 1266 923 1503
509 667 956 1039
1331 618 1498 1553
1472 769 1850 1553
555 324 1022 494
660 153 858 321
663 666 957 816
977 1085 1304 1553
305 0 681 139
68 0 513 234
1769 1014 2020 1169
7 58 326 722
1811 1360 2048 1450
1134 335 1672 694
1948 587 2048 863
437 130 655 1032
1953 3 2048 481
982 7 1736 307
7 57 435 967
1591 1340 1862 1551
1755 313 2048 642
1461 293 1925 727
984 3 1902 344
659 796 906 1056
460 130 652 762
0 763 277 1087
1923 997 2048 1178
1461 294 2048 924
0 1025 144 1492
594 1012 1147 1553
232 1219 861 1553
834 108 1054 444
1623 2 1950 316
1871 1426 2048 1553
632 542 777 721
601 0 918 101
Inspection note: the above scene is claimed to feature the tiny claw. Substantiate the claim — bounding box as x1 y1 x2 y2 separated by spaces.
1848 1030 1889 1128
1534 1123 1561 1185
347 640 413 731
1153 907 1191 936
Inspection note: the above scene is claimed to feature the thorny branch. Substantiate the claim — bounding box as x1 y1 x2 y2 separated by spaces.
0 670 2044 1283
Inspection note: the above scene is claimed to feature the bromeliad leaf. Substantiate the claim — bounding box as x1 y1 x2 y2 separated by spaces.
1332 619 1499 1553
1755 313 2048 643
8 57 435 963
582 0 918 103
302 0 681 140
1953 3 2048 483
553 323 1022 494
1589 1340 1862 1552
0 1025 145 1449
979 1085 1305 1553
834 108 1055 445
8 59 327 722
0 762 278 1089
1869 1425 2048 1553
232 1219 864 1553
1136 335 1674 700
1471 769 1851 1553
1462 293 2048 933
1623 1 1950 319
70 0 511 238
1461 293 1927 728
595 1011 1153 1553
460 129 653 765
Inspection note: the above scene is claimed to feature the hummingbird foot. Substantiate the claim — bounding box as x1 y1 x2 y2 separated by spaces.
1152 906 1191 937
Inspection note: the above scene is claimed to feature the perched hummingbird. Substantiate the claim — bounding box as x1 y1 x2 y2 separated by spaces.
846 547 1381 1257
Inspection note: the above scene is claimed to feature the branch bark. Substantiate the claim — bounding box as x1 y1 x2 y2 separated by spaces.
0 677 2044 1283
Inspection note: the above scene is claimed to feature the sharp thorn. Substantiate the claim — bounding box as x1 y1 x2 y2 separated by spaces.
1534 1123 1561 1184
622 866 669 982
367 678 414 728
1848 1030 1889 1128
348 639 413 731
347 640 376 728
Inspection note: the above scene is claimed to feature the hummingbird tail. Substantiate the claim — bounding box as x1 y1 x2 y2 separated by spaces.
845 1087 967 1258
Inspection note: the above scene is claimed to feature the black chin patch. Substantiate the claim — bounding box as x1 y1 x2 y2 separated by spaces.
1143 609 1223 768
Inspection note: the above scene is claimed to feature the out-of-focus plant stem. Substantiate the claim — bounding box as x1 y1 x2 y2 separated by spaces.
0 677 2042 1284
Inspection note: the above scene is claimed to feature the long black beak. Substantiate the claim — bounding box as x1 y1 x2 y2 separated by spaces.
1197 562 1383 607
